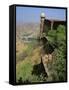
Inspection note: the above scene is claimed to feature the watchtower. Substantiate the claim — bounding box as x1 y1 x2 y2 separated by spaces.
40 12 45 37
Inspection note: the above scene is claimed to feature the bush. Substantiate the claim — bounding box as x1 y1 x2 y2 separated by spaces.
46 25 66 81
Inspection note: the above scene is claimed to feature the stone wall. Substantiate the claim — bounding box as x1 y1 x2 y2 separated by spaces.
44 19 66 31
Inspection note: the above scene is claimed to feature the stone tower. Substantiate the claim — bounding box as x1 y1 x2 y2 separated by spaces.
40 12 45 37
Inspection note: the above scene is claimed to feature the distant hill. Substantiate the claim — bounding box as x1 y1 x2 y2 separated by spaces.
16 23 40 41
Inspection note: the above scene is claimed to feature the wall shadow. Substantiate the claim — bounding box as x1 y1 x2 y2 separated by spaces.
32 58 48 78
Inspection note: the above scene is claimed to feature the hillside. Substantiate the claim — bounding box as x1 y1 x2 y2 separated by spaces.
16 23 40 42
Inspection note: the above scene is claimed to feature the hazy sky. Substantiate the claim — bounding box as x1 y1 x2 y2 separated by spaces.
16 6 66 24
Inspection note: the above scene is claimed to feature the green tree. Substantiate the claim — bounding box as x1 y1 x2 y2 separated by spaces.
46 25 66 81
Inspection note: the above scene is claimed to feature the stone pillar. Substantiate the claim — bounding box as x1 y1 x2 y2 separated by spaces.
51 20 54 30
40 13 45 38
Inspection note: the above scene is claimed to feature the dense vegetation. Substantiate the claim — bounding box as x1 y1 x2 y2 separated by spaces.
16 24 67 83
46 25 66 81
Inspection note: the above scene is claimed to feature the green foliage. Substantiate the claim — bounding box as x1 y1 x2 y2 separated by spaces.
56 25 66 47
16 41 47 83
41 25 66 81
47 30 57 48
46 25 66 47
16 59 47 83
16 60 33 82
47 25 66 81
50 48 66 81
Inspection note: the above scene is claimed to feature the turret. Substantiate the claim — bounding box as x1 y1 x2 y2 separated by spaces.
40 13 45 37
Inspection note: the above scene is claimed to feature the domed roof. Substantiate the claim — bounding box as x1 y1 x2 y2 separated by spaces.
41 12 45 17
